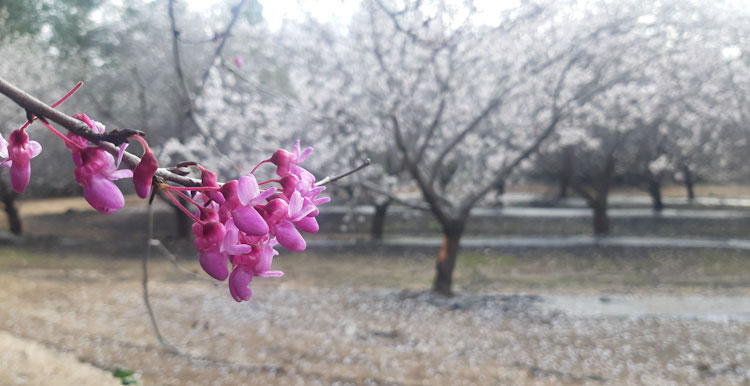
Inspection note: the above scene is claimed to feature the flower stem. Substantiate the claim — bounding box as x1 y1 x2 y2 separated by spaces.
38 120 85 150
258 179 280 186
164 185 220 192
250 159 269 174
163 190 203 224
50 82 83 108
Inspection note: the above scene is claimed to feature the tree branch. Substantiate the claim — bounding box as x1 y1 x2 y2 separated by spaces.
0 76 200 187
195 0 249 99
391 115 451 223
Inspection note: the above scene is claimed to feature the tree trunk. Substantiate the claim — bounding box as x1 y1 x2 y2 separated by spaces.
0 178 21 235
589 154 615 236
370 200 391 240
683 166 695 201
432 222 464 296
558 147 574 199
648 179 663 212
558 177 569 199
591 198 609 235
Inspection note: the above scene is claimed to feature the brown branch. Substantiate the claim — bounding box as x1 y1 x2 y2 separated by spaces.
168 0 211 139
0 76 200 187
195 0 249 99
315 158 372 186
167 0 242 170
391 115 451 223
428 91 506 186
358 179 429 211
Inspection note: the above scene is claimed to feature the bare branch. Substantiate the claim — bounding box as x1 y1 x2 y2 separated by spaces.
358 179 429 211
428 91 506 186
391 115 451 223
316 158 372 186
143 202 179 352
195 0 249 99
0 76 200 187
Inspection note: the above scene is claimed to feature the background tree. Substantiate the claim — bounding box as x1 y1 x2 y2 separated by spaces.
340 0 636 294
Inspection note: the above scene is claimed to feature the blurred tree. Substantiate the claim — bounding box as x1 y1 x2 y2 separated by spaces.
332 0 633 294
0 0 102 57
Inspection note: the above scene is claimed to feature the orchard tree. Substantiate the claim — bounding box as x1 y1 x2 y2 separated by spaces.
543 0 740 233
345 0 635 294
276 18 411 240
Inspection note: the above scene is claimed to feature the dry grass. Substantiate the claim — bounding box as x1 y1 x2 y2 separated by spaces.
0 246 749 385
1 192 750 385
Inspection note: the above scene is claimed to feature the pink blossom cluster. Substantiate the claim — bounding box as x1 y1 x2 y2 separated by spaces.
0 84 329 302
163 141 329 302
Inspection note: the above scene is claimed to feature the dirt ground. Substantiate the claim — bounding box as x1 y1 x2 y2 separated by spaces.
1 190 750 385
0 247 748 385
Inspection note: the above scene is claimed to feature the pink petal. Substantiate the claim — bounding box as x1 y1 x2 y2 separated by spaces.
298 146 313 163
232 205 269 236
110 169 133 180
117 143 128 167
82 174 125 214
0 159 12 167
254 186 276 205
256 270 284 278
274 220 306 251
0 134 8 159
9 164 30 193
229 266 253 302
289 191 303 216
314 196 331 206
133 150 158 198
238 174 260 206
227 243 253 255
295 216 319 233
199 249 229 280
29 141 42 158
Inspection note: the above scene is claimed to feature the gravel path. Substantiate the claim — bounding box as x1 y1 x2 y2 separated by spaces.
0 264 748 385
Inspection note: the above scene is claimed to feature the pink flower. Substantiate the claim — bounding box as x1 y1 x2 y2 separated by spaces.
0 129 42 193
263 191 314 251
253 140 313 177
193 217 229 280
232 174 276 236
197 165 225 204
75 147 132 214
228 238 282 302
131 135 158 198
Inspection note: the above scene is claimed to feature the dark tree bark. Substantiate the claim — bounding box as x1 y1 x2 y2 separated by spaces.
573 153 615 236
0 178 21 235
591 198 609 235
682 165 695 201
557 147 574 198
648 178 663 212
370 199 391 240
432 220 465 296
558 177 570 199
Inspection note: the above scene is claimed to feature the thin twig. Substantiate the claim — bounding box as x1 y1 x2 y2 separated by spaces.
149 238 216 283
143 202 179 352
195 0 249 99
315 158 372 186
167 0 241 169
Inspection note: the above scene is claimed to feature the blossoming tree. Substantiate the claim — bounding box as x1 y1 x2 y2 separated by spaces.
333 0 642 294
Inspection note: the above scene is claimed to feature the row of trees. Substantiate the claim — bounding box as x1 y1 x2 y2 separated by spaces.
284 0 750 292
1 0 749 294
